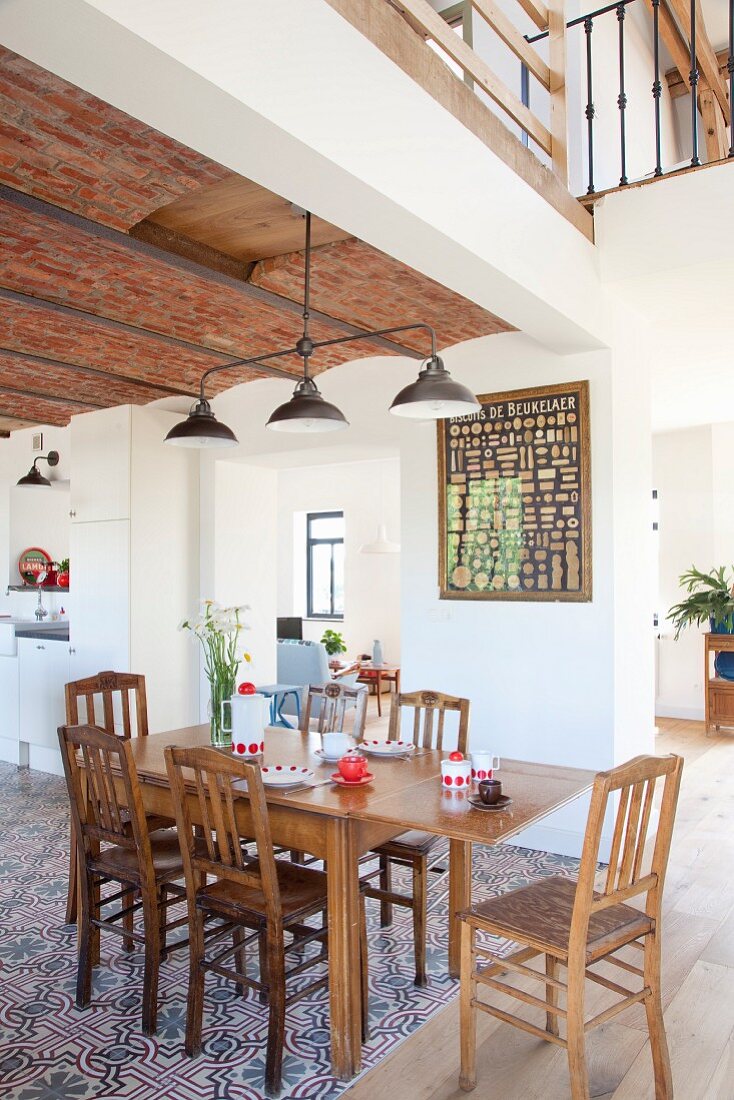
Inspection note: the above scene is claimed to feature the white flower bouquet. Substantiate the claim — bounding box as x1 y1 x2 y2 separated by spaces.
180 601 252 745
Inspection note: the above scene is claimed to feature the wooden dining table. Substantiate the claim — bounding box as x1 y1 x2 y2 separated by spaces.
98 723 595 1082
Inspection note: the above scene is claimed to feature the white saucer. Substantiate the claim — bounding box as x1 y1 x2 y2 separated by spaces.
314 748 344 764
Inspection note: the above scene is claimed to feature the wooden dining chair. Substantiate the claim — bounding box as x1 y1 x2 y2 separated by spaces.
458 753 684 1099
165 744 354 1097
64 671 169 926
58 723 187 1036
299 681 369 740
361 689 470 985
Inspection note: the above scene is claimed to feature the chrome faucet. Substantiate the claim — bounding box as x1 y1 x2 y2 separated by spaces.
34 589 48 621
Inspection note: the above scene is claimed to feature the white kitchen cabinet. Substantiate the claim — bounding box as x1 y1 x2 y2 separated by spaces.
0 653 20 763
70 406 131 523
18 637 69 752
69 519 130 681
68 405 199 735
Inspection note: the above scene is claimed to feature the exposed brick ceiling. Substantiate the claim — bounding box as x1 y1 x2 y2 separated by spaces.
0 47 512 434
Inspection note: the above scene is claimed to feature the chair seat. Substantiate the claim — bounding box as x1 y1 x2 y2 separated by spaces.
464 875 653 963
374 830 440 858
197 861 328 926
94 829 184 883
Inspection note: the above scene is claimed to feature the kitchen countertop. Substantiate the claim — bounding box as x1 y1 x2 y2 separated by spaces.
14 624 69 642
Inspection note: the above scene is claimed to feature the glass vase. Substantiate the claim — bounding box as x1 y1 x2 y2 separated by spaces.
208 681 233 748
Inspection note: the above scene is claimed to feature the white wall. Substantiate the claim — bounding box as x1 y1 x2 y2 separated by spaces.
399 330 654 855
199 458 278 720
276 457 401 662
654 423 734 720
129 407 200 733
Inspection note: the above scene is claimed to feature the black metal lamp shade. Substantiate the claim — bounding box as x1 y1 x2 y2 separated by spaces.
164 399 239 448
266 377 349 433
16 450 60 488
390 356 480 419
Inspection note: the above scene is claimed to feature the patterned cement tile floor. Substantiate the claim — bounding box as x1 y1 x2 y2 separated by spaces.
0 763 581 1100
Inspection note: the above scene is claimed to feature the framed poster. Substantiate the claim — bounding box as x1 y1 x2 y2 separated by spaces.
437 380 591 601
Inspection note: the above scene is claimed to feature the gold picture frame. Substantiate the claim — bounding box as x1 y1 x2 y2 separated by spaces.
437 380 591 601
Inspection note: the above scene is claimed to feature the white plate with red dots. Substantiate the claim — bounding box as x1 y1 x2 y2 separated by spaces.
359 740 415 757
261 765 315 787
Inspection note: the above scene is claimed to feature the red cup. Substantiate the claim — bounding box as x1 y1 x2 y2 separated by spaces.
338 753 367 782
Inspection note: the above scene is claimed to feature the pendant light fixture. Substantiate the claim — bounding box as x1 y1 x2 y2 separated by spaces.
266 211 348 433
164 210 479 448
16 450 60 488
359 523 401 554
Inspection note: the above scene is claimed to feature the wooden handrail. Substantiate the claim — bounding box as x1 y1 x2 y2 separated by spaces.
393 0 554 154
471 0 551 88
548 0 569 183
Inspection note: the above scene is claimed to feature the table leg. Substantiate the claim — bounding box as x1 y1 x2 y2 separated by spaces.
326 817 362 1080
448 839 472 978
375 672 382 718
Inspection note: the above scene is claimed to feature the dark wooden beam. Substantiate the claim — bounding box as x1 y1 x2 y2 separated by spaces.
0 344 199 399
0 184 421 360
0 381 104 409
129 220 258 282
0 289 299 385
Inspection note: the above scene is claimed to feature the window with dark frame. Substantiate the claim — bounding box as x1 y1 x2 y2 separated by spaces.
306 511 345 620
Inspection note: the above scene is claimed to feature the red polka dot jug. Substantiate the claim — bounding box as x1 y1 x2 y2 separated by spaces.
441 755 472 789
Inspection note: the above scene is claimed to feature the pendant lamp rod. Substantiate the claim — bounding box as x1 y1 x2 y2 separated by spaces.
196 321 438 402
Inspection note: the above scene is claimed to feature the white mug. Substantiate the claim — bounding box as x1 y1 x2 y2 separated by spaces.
322 731 352 757
471 752 501 782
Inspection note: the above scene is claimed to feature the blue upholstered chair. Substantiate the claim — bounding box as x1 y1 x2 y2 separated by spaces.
276 640 358 716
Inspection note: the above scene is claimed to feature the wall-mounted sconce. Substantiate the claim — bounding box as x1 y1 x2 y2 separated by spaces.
17 450 60 488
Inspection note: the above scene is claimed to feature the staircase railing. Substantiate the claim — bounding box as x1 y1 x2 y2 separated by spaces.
526 0 733 196
389 0 733 202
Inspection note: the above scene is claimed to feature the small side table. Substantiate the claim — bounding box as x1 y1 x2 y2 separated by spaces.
704 633 734 734
356 663 401 718
257 683 302 729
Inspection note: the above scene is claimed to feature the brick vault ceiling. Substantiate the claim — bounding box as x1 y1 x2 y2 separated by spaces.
0 47 512 434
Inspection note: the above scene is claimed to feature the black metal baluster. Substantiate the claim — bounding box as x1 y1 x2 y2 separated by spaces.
520 62 530 148
690 0 701 165
617 3 628 185
585 17 595 194
728 0 733 156
651 0 663 176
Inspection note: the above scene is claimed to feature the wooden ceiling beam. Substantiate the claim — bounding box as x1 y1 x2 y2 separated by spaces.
664 0 730 123
666 47 728 97
0 346 197 400
0 285 231 366
0 184 421 360
129 219 257 282
0 381 104 409
0 289 300 384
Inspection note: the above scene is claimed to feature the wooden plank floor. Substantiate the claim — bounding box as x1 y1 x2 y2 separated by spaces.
346 714 734 1100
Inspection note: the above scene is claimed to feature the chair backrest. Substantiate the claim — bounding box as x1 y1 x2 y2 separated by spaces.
300 681 368 739
388 689 470 753
66 671 149 739
570 754 684 946
164 745 282 925
276 640 330 686
58 723 154 882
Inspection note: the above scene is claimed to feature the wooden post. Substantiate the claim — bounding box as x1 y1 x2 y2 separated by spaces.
547 0 569 185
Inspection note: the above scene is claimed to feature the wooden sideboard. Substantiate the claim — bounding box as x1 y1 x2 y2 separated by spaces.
704 632 734 733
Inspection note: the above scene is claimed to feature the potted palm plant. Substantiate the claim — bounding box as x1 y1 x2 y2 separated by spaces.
668 565 734 679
